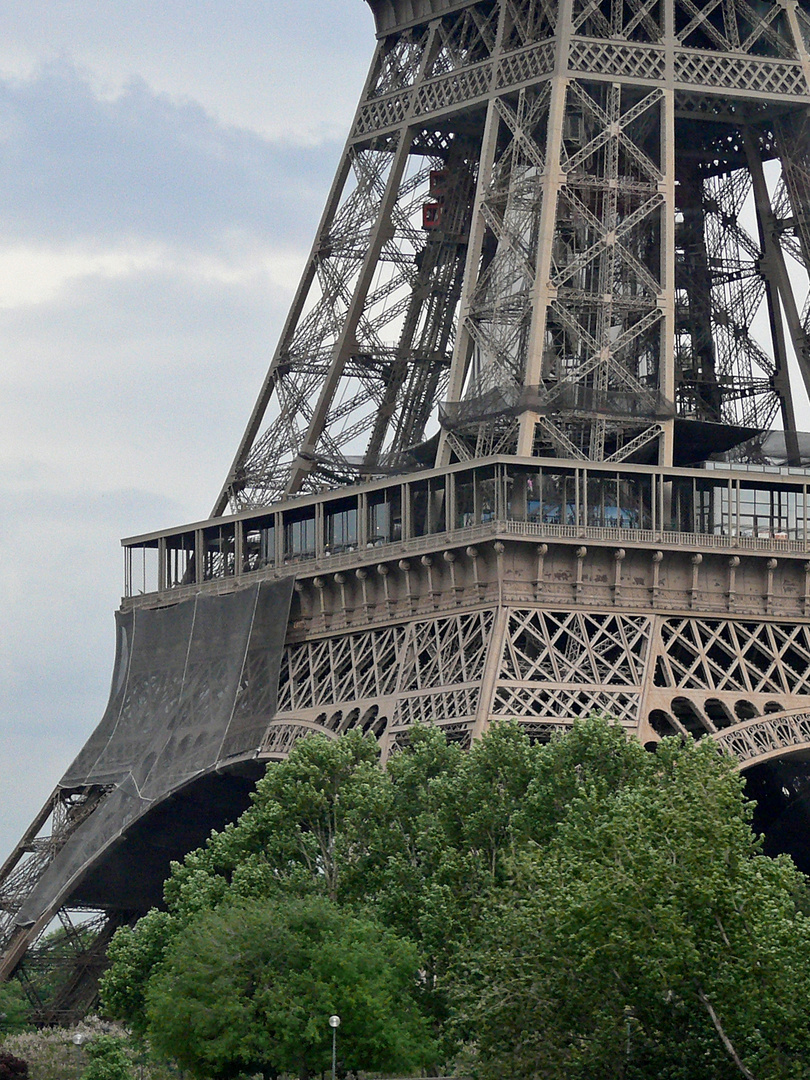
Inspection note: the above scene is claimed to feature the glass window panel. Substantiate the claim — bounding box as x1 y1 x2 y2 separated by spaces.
505 468 529 522
244 518 275 571
540 472 576 524
456 473 476 527
325 502 358 553
203 523 235 579
285 514 316 560
368 486 402 544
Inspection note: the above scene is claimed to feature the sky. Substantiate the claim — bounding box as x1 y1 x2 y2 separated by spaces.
0 0 374 862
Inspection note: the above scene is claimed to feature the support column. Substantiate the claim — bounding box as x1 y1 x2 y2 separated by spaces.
744 127 803 461
436 99 502 466
516 0 575 455
471 604 509 739
437 1 509 467
212 37 387 516
659 0 677 468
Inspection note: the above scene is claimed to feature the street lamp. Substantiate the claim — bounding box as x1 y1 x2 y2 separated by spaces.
328 1014 340 1080
71 1031 89 1080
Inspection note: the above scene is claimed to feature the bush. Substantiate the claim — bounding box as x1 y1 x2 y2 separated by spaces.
3 1020 121 1080
0 1049 28 1080
81 1036 131 1080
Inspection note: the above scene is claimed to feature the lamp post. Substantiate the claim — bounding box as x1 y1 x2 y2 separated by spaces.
623 1005 634 1066
71 1031 88 1080
328 1014 340 1080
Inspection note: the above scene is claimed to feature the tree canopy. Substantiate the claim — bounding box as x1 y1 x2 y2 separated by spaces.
459 736 810 1080
100 718 810 1079
81 1036 132 1080
0 982 33 1037
146 896 435 1080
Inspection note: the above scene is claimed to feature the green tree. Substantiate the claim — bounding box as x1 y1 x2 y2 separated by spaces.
101 718 810 1077
162 728 388 916
81 1036 132 1080
0 982 33 1037
100 910 175 1039
145 895 437 1080
457 735 810 1080
101 730 393 1037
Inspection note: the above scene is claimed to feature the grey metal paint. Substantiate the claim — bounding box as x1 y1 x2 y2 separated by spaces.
14 578 294 931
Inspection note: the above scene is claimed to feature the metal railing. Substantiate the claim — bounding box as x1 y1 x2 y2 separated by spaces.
123 516 810 610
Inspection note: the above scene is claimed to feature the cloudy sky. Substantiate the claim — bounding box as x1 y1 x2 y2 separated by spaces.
0 0 373 861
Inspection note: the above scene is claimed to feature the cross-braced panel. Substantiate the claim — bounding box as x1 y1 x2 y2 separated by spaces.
396 608 496 690
496 38 557 86
448 86 551 456
500 608 652 682
568 38 666 79
493 683 642 722
369 26 429 97
537 81 665 462
677 166 780 430
492 608 652 723
503 0 557 48
278 608 496 716
428 1 500 76
395 685 481 726
572 0 662 43
229 129 479 506
656 617 810 695
278 624 406 711
416 64 494 114
354 93 411 137
14 909 121 1025
673 0 796 58
674 52 806 96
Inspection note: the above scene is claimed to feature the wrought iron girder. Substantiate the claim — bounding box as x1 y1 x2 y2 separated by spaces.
563 84 664 183
216 0 810 506
674 0 792 56
505 0 558 45
431 3 500 75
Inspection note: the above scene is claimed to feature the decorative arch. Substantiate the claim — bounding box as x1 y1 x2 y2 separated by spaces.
713 708 810 770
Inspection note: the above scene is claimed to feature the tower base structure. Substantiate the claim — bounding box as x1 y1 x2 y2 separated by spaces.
5 453 810 1019
10 0 810 1024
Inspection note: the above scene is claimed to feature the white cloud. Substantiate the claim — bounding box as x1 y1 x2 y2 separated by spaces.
0 0 373 143
0 242 166 307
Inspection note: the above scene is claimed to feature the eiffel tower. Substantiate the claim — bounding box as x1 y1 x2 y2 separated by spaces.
6 0 810 1023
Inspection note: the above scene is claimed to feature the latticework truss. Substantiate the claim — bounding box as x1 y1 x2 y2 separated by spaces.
260 554 810 764
493 609 651 721
215 0 810 512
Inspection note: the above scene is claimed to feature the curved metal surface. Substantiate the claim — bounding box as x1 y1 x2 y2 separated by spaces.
0 578 294 983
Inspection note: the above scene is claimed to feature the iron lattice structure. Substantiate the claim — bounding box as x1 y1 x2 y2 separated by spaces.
8 0 810 1022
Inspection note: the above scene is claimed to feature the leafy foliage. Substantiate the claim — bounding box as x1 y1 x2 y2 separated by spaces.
146 896 436 1080
101 911 175 1039
80 1036 132 1080
0 1049 28 1080
458 736 810 1080
1 1018 166 1080
101 718 810 1079
0 982 33 1037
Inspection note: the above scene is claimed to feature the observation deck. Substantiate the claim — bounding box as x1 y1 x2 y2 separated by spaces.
124 454 810 613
